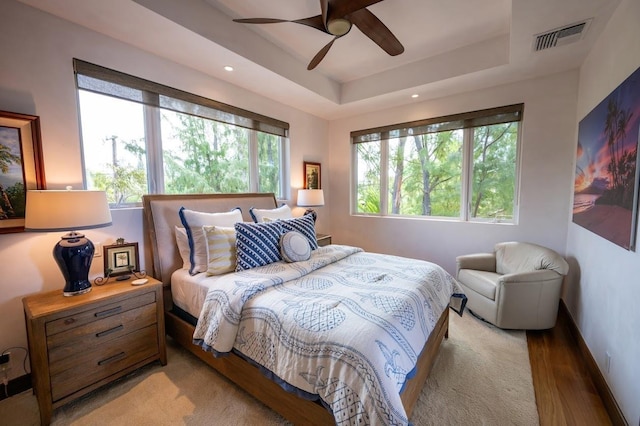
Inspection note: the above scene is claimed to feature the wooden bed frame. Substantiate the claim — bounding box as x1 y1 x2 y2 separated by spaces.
142 193 449 425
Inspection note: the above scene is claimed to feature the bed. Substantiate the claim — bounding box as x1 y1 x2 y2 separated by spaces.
142 193 464 425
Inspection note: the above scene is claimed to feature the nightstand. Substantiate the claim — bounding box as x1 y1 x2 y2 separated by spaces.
316 233 332 247
23 276 166 425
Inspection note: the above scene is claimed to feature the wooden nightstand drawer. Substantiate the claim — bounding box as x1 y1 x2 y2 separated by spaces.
50 325 159 401
48 303 157 364
316 234 331 247
23 277 166 425
46 291 156 336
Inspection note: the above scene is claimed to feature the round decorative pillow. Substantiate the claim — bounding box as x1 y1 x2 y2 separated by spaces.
280 231 311 263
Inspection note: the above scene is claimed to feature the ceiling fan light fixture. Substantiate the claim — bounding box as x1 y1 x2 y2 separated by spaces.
327 18 352 36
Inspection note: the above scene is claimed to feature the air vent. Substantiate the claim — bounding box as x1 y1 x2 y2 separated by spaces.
533 19 592 52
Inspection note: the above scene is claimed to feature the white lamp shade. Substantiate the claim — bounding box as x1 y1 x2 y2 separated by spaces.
297 189 325 207
25 190 112 231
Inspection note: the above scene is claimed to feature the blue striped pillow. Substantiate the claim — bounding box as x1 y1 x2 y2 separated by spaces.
235 221 284 271
278 214 318 250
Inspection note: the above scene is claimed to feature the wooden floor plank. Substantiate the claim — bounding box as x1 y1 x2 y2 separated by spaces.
527 308 614 426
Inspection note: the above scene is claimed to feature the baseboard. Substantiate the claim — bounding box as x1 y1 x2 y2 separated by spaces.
558 300 628 426
0 373 32 401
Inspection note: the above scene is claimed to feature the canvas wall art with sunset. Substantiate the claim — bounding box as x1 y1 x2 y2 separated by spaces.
573 66 640 250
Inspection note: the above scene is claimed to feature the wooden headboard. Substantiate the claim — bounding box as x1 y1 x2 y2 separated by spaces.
142 193 278 306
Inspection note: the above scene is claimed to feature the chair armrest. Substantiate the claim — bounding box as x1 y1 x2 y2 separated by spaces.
499 269 562 283
495 269 564 329
456 253 496 274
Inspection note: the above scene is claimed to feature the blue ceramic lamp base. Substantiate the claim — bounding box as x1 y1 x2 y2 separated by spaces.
54 232 95 296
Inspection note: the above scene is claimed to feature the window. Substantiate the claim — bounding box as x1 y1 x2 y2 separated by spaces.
75 59 289 207
352 104 522 222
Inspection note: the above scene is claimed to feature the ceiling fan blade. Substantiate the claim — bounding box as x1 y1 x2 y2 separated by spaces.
233 18 290 24
349 8 404 56
328 0 384 20
308 37 338 70
235 16 328 33
320 0 329 29
293 15 328 33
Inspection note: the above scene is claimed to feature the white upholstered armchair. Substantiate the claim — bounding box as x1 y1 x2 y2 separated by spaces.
456 242 569 330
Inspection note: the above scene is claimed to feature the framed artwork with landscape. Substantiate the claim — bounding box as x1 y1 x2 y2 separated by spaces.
573 65 640 251
304 161 321 189
0 110 46 234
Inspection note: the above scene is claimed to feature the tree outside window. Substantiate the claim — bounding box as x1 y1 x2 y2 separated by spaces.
75 60 288 207
353 105 522 222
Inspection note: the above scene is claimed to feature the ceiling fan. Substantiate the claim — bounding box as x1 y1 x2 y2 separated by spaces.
233 0 404 70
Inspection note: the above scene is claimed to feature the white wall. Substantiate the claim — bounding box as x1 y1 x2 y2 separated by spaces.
0 0 329 380
327 71 578 274
566 0 640 423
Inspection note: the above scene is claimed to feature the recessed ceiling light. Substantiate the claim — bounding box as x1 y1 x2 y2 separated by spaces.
411 94 419 98
224 66 234 72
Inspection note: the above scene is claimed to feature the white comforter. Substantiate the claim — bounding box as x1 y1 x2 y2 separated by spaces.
193 245 463 425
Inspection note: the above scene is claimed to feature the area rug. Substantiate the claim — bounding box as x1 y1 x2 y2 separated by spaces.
0 310 538 425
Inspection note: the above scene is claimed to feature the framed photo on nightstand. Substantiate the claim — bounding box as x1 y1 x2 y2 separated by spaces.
104 242 139 276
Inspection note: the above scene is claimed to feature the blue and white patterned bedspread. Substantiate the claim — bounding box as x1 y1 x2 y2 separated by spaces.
193 245 463 425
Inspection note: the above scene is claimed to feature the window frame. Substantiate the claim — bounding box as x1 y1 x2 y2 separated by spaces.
74 59 290 206
351 104 523 223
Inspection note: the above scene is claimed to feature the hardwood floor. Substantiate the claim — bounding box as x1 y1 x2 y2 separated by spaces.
527 303 621 425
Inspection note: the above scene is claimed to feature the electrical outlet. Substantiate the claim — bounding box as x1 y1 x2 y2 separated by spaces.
94 242 102 257
0 353 9 365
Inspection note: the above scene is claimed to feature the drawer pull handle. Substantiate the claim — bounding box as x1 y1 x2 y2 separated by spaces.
98 352 126 366
96 325 124 338
94 306 122 318
64 318 76 325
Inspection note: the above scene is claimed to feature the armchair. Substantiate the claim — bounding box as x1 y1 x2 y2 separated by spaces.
456 241 569 330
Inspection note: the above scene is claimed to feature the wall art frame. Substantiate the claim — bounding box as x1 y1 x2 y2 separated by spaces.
0 110 46 234
303 161 321 190
103 242 140 276
572 65 640 251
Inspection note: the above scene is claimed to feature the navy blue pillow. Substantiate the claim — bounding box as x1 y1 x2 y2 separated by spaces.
278 214 318 250
235 221 284 271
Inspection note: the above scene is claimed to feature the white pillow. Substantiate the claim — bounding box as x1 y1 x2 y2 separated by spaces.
203 225 236 275
178 207 243 275
175 226 190 270
249 204 292 223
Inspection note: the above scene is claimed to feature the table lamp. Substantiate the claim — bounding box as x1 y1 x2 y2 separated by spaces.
297 189 324 221
25 189 112 296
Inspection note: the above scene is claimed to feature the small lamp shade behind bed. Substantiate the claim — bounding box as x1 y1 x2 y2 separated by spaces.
297 189 324 222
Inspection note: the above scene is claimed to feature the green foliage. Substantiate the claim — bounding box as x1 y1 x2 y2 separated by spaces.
86 111 282 205
90 136 147 206
355 123 518 221
81 90 283 205
406 131 462 217
163 112 250 194
92 164 147 207
257 132 280 194
0 143 21 174
1 181 25 217
356 142 381 213
471 123 517 219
